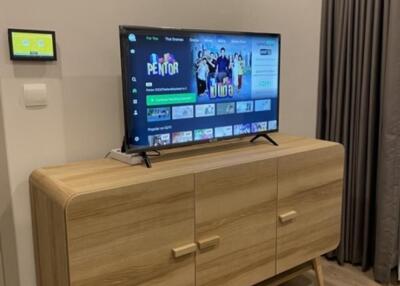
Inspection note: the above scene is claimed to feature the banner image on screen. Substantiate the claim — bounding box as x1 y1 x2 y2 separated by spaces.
120 26 280 152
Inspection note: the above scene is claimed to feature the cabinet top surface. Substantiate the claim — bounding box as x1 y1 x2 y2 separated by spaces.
30 133 342 204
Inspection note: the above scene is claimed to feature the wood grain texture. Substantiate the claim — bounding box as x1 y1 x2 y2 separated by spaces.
30 182 70 286
312 257 324 286
29 133 344 286
30 134 338 199
276 144 344 273
195 160 277 286
66 175 195 286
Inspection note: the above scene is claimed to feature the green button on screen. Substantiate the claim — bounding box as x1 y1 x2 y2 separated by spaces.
146 93 197 106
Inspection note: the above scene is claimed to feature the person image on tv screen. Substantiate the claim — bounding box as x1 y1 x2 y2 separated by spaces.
237 54 244 91
197 58 209 96
154 137 163 146
216 47 230 83
232 53 240 88
206 52 217 90
228 54 234 79
195 50 204 94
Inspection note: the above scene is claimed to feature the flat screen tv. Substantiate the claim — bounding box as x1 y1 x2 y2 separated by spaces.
119 26 280 153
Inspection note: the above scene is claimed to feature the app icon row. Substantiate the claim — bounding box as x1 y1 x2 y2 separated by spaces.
147 120 277 147
146 99 272 122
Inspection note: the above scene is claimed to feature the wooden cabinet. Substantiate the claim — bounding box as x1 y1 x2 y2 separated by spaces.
30 134 344 286
31 175 196 286
66 175 195 286
195 160 277 286
276 145 344 273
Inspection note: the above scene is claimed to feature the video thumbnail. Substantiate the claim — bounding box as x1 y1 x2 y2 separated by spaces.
216 102 235 115
255 99 271 112
234 123 251 135
147 107 171 122
148 133 170 146
251 121 268 133
195 104 215 117
194 128 214 141
236 101 253 113
192 36 252 101
215 126 233 138
172 105 194 120
147 52 179 77
172 131 193 143
268 120 278 130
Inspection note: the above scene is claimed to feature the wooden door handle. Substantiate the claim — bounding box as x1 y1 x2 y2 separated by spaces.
172 243 197 258
197 235 220 250
279 210 298 223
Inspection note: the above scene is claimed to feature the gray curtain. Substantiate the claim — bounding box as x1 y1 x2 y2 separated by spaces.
317 0 400 283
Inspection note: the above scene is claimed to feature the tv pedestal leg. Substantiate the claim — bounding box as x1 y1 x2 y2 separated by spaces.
139 152 152 168
312 257 325 286
250 133 279 146
255 257 325 286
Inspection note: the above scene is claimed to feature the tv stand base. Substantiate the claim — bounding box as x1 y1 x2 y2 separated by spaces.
250 133 279 146
139 152 152 168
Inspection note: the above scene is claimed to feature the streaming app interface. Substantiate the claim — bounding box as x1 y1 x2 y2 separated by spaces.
122 29 279 150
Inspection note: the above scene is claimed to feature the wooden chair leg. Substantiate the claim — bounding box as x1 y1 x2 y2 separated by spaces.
312 257 325 286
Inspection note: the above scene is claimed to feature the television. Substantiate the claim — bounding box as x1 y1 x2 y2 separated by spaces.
119 26 280 154
8 28 57 61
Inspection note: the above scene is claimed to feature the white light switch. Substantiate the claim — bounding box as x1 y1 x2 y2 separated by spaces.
23 83 48 107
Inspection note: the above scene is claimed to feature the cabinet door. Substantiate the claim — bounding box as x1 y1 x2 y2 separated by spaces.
66 175 195 286
277 145 344 273
195 160 277 286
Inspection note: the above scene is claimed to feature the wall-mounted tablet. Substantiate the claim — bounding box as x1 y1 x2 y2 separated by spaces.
8 28 57 61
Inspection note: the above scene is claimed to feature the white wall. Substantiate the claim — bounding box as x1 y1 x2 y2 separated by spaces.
0 255 4 286
0 0 322 285
0 78 20 286
0 243 4 286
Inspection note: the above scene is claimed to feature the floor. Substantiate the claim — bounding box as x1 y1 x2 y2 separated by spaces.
274 258 398 286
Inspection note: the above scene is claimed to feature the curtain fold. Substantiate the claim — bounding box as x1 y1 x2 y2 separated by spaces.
318 0 400 283
374 0 400 280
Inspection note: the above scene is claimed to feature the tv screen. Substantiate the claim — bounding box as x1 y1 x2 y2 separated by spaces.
119 26 280 153
8 29 57 61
